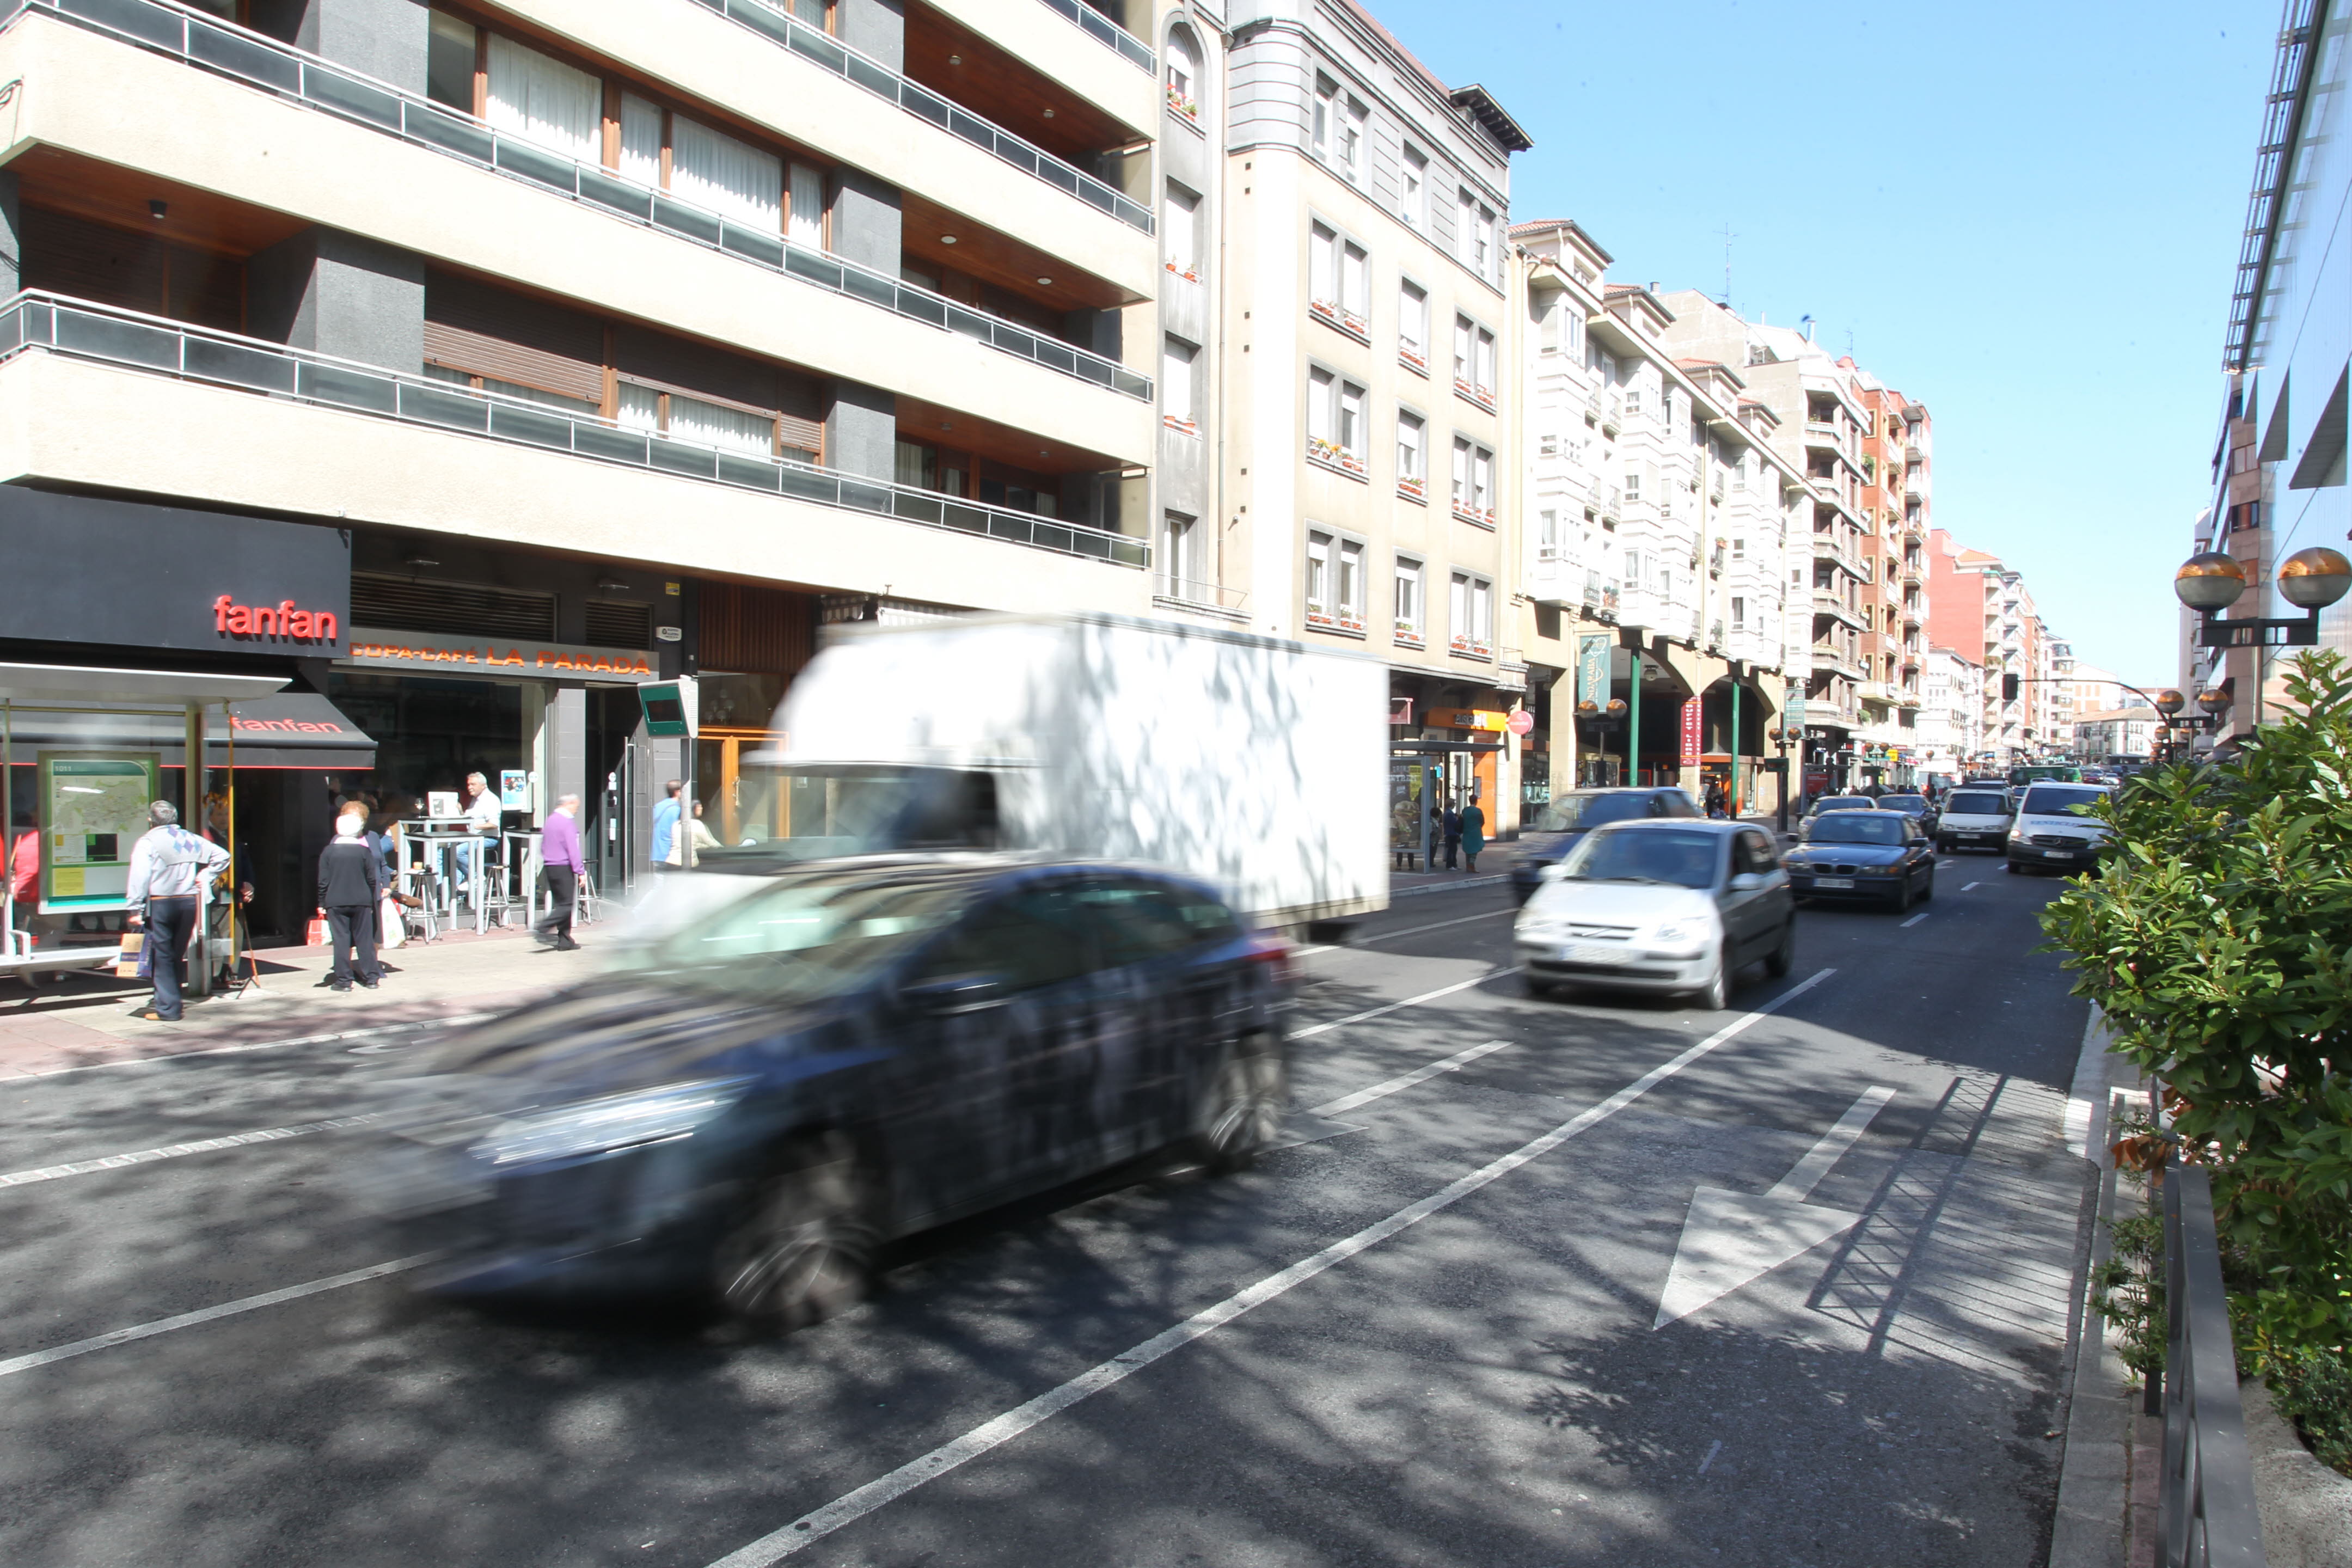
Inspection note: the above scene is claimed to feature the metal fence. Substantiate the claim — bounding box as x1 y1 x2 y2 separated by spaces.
0 292 1150 571
10 0 1150 399
2160 1163 2267 1568
1035 0 1154 71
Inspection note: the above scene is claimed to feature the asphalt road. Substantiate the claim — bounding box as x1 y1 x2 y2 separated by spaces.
0 853 2094 1567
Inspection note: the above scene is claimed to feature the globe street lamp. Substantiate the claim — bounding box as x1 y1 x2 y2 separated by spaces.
2177 547 2352 647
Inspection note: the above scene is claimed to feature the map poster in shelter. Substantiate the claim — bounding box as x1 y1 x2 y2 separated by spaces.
40 752 159 908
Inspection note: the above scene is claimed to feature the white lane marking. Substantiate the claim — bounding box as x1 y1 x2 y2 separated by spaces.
1698 1439 1723 1476
16 1014 494 1080
1307 1039 1512 1118
1962 882 1982 892
0 1254 438 1380
0 1116 380 1189
1291 969 1511 1040
702 967 1836 1568
1765 1086 1898 1202
1359 908 1518 945
1898 912 1930 928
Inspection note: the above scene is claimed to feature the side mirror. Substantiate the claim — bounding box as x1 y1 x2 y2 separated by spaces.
1727 872 1766 893
902 972 1006 1012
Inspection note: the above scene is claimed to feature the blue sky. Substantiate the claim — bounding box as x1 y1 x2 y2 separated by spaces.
1373 0 2277 682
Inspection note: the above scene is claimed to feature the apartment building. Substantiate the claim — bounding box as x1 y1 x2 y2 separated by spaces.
1180 0 1529 834
0 0 1166 941
1853 383 1931 765
1508 229 1801 815
2192 0 2350 734
1656 297 1894 792
1926 531 2057 763
1917 645 1983 777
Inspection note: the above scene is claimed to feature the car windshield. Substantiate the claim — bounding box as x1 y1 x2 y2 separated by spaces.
1557 828 1722 890
1807 814 1908 846
1946 792 2008 814
1880 795 1927 814
1533 792 1657 832
1813 797 1872 813
617 874 973 1000
2021 785 2109 818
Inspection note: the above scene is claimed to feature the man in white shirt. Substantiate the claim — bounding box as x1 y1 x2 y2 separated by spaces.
454 771 505 906
124 800 230 1022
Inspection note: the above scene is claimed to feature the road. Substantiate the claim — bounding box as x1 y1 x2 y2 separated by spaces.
0 855 2094 1567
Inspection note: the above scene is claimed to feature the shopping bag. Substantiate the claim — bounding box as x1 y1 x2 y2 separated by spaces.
379 894 405 951
305 910 330 947
114 929 145 979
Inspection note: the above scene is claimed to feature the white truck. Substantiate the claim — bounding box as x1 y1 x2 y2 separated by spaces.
733 612 1388 932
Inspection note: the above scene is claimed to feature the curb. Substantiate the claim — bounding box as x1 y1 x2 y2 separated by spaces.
1390 874 1510 899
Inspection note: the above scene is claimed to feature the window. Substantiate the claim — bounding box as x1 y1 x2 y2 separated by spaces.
1624 387 1642 418
1538 509 1561 560
1733 453 1748 491
1161 337 1197 430
1399 281 1429 367
1396 411 1426 495
1456 193 1496 282
485 33 600 162
1338 96 1367 179
426 10 477 113
1309 225 1366 334
1449 571 1492 654
1472 447 1493 514
1337 539 1364 628
1312 76 1337 160
1623 468 1641 503
1338 381 1364 458
1622 549 1644 586
1165 29 1199 119
1731 537 1745 559
1453 316 1472 385
1731 596 1746 627
1165 183 1199 277
1394 557 1424 638
670 113 783 229
1160 511 1203 598
1451 436 1472 511
616 382 783 458
1306 368 1366 471
1306 530 1332 622
618 91 663 186
1474 326 1496 397
893 438 935 489
1307 366 1333 444
1309 223 1335 308
1539 431 1559 458
1340 242 1368 323
1400 145 1428 226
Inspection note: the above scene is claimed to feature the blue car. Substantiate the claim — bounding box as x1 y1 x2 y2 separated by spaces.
1509 787 1701 903
1784 809 1938 912
367 857 1292 1330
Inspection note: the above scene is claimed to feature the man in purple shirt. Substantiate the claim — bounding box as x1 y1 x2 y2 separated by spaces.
534 793 587 952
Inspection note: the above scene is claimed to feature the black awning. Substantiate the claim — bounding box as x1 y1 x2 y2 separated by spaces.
210 692 375 769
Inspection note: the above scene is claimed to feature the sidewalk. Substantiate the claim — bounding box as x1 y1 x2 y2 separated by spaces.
0 923 583 1080
1390 836 1530 896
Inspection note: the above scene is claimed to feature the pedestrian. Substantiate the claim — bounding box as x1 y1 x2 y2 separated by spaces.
651 779 683 870
122 801 229 1022
1704 780 1728 818
8 810 36 934
1459 795 1486 873
452 771 504 904
316 813 385 993
685 799 721 865
535 792 586 951
1441 799 1462 871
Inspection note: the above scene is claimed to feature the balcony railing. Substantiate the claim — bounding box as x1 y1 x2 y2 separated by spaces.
702 0 1152 231
1035 0 1153 72
0 291 1148 568
1600 394 1622 436
1154 576 1246 612
1595 482 1622 519
13 0 1151 400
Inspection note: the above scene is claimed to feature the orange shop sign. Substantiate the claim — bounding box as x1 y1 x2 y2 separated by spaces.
342 627 658 682
1428 707 1511 733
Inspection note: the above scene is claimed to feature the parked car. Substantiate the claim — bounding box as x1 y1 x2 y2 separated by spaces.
1934 786 2015 853
2007 783 2114 874
1803 794 1878 820
1877 793 1938 836
1514 819 1794 1011
1785 809 1937 911
364 857 1293 1329
1508 787 1701 904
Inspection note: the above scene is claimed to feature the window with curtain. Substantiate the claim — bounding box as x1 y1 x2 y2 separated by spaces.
1308 223 1335 308
485 34 600 162
1394 558 1422 633
669 393 776 457
671 114 782 229
1396 412 1424 482
1451 437 1471 507
1340 242 1367 321
789 162 825 247
617 383 660 433
1399 281 1428 360
1306 532 1331 617
1307 367 1334 444
620 92 663 187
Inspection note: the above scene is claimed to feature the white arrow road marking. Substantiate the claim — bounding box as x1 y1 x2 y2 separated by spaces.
1653 1085 1895 1330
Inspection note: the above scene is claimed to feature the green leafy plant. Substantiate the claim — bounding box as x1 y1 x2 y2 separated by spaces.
2262 1343 2352 1475
2042 651 2352 1363
2091 1208 2168 1381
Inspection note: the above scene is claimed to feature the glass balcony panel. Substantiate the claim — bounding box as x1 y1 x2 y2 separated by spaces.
188 20 299 93
493 136 577 194
405 101 494 162
838 478 894 515
0 304 24 357
845 54 896 96
398 380 490 431
577 166 653 221
648 438 719 479
573 422 650 464
59 0 180 51
297 360 399 413
55 309 179 370
785 27 846 71
900 83 953 128
841 267 896 310
186 337 297 394
302 63 401 130
945 306 991 343
489 402 575 449
891 491 944 526
898 291 947 328
783 247 845 291
718 452 784 491
778 464 837 504
720 224 786 267
726 0 792 45
940 501 988 534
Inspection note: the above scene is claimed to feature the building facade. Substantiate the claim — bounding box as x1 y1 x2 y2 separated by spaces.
0 0 1169 940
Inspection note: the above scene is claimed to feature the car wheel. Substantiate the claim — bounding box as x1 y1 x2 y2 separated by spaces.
1765 920 1795 978
1694 947 1731 1012
1193 1031 1287 1173
1892 874 1914 914
1919 867 1935 902
713 1134 877 1332
1524 975 1557 1000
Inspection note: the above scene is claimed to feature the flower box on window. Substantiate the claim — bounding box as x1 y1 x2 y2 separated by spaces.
1163 261 1200 283
1397 477 1426 501
1163 414 1199 437
1309 298 1341 323
1399 348 1429 375
1449 633 1472 652
1306 437 1365 476
1337 615 1365 632
1394 623 1424 647
1306 609 1334 628
1456 378 1497 412
1167 87 1198 120
1453 505 1496 529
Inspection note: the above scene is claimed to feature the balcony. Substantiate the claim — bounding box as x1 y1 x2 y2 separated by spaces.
1707 620 1724 652
1904 443 1924 464
1033 0 1155 72
1812 591 1867 630
1600 394 1622 437
1595 482 1623 520
0 291 1149 569
1495 650 1529 691
1585 388 1605 424
1811 646 1868 682
1595 584 1620 623
10 0 1152 407
1153 577 1247 620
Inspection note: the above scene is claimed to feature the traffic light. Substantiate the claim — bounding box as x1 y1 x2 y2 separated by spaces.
2002 673 2020 702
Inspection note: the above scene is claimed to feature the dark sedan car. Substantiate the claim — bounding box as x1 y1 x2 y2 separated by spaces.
1509 787 1700 903
1802 794 1878 820
366 857 1291 1329
1784 809 1937 911
1877 793 1938 835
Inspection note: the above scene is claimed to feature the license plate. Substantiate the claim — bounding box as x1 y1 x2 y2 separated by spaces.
1814 877 1854 889
1557 943 1618 964
2047 851 2077 861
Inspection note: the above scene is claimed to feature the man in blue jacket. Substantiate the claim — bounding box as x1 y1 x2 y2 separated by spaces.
651 779 683 869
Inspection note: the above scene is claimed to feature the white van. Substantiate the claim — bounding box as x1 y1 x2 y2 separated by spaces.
1934 786 2014 853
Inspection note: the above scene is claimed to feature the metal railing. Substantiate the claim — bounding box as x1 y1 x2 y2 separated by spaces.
700 0 1154 231
1153 576 1246 611
2161 1164 2267 1568
11 0 1150 401
1035 0 1153 71
0 292 1148 569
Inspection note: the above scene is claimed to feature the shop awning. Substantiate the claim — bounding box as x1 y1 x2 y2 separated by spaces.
0 688 373 769
0 661 286 705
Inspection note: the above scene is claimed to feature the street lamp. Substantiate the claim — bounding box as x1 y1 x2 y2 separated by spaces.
2153 689 2185 717
2176 547 2352 647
